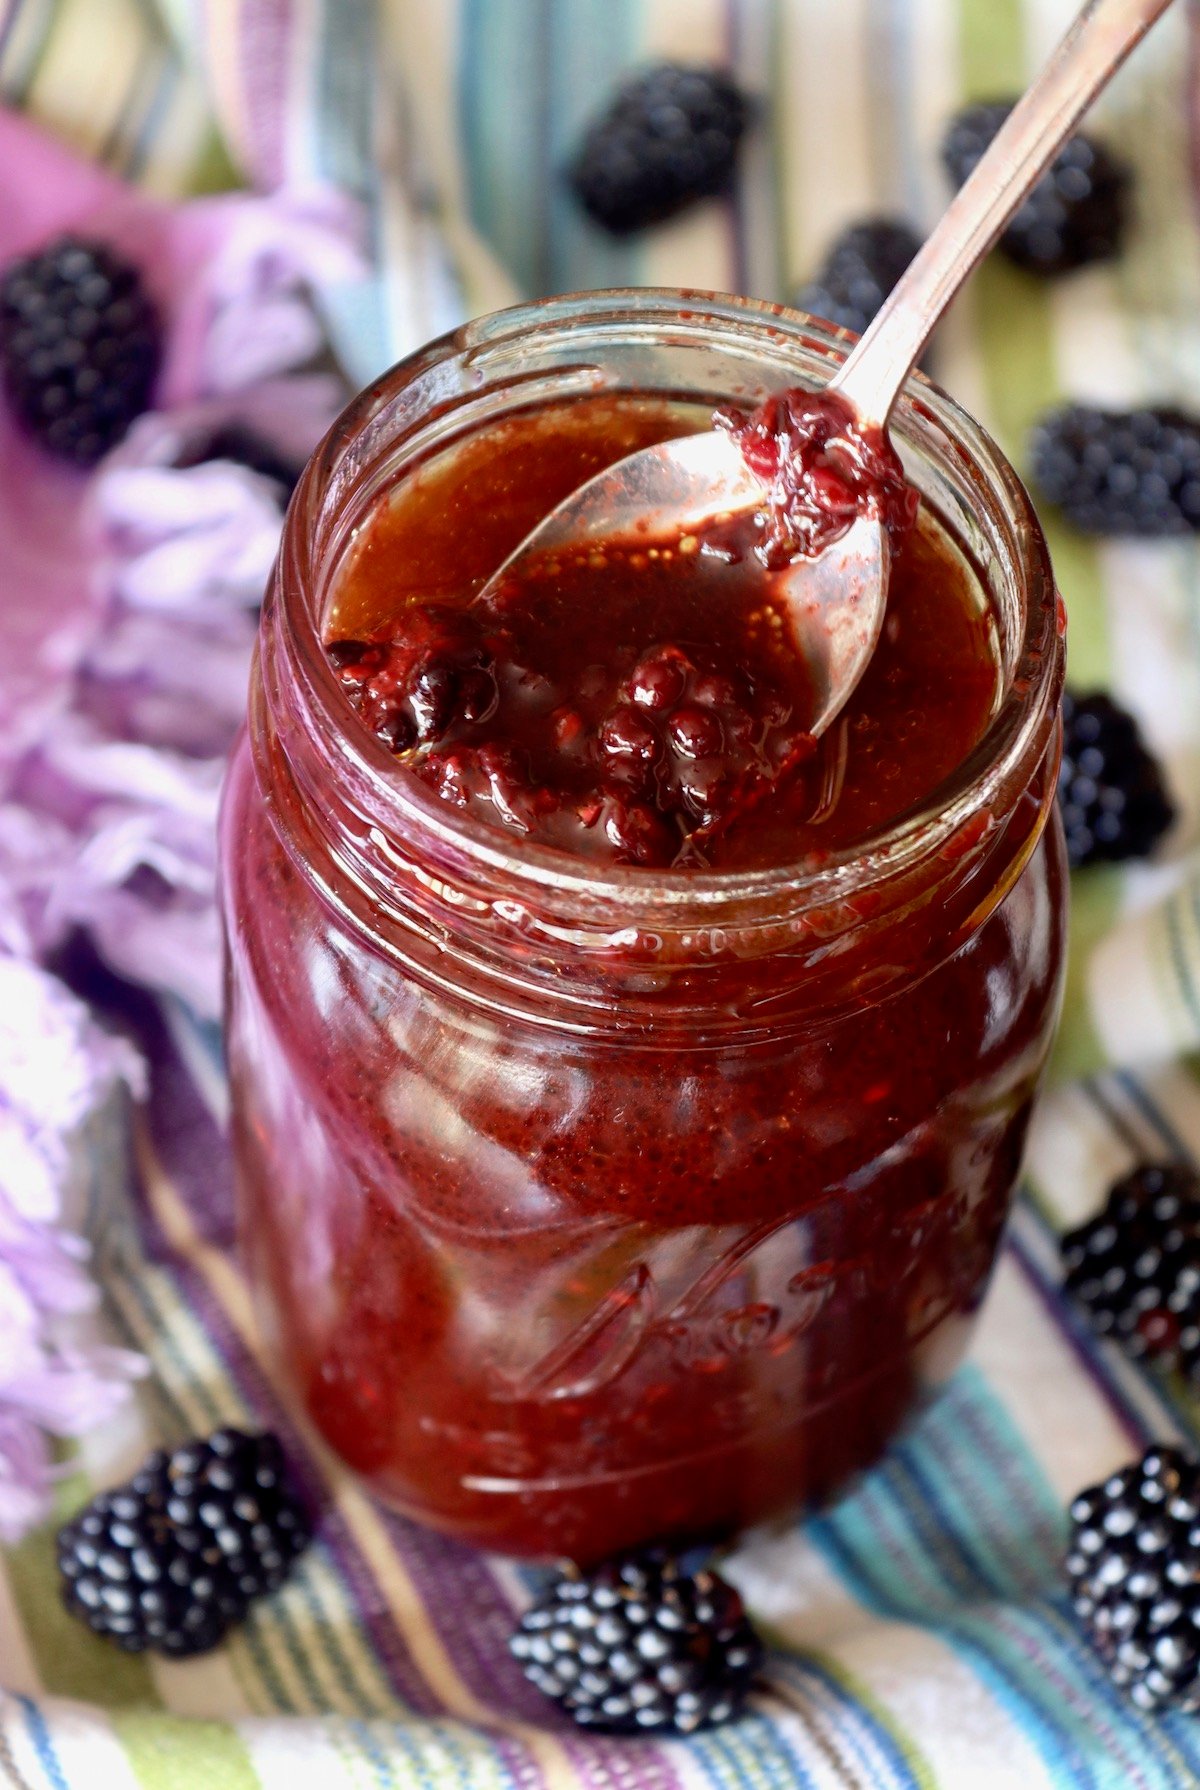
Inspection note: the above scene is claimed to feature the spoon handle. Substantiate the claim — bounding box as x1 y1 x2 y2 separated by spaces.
829 0 1174 428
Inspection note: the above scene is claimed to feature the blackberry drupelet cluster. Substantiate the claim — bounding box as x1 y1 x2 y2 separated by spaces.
941 100 1127 274
175 422 303 499
1068 1446 1200 1712
329 604 500 755
793 218 922 340
0 235 161 464
57 1429 312 1656
1062 1163 1200 1381
510 1552 762 1733
1058 691 1174 869
331 617 815 870
568 64 750 234
1030 404 1200 537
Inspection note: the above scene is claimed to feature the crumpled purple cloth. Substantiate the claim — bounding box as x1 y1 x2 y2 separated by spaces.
0 107 364 1537
0 108 360 1017
0 925 146 1542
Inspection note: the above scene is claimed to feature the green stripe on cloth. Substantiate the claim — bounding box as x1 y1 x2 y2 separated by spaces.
1 0 235 195
1050 869 1123 1084
5 1465 157 1709
956 0 1112 693
177 122 240 195
955 0 1021 97
957 0 1119 1083
111 1711 263 1790
792 1653 937 1790
102 1259 396 1722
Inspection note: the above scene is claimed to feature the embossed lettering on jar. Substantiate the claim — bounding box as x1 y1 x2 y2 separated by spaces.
219 294 1066 1564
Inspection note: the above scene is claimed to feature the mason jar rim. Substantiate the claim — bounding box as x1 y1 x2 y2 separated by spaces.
270 288 1061 931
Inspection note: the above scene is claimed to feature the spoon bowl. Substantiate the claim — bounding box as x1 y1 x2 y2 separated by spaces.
477 432 889 740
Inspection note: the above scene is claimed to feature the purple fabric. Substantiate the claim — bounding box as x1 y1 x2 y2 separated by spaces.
0 949 144 1541
0 108 363 1538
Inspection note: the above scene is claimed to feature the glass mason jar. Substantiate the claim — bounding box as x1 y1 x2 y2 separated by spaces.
219 292 1066 1566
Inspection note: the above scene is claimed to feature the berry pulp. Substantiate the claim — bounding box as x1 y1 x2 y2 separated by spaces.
326 395 994 869
222 386 1066 1563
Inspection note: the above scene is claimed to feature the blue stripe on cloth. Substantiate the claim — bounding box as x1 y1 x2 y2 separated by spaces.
1114 1071 1198 1168
723 0 751 302
1079 1078 1147 1160
0 0 54 106
895 1367 1065 1594
812 1511 1099 1789
809 1367 1200 1789
884 1438 1198 1789
342 1722 394 1790
368 1718 440 1790
690 1716 818 1790
309 0 391 380
0 3 19 63
874 0 923 224
1009 1195 1180 1450
771 1657 924 1790
458 0 641 299
18 1697 69 1790
1166 894 1200 1039
123 52 184 182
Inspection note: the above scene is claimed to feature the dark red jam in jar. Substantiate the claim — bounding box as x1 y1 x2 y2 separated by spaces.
220 293 1066 1564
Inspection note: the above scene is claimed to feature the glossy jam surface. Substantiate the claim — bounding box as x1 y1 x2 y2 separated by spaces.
222 384 1065 1564
327 396 998 869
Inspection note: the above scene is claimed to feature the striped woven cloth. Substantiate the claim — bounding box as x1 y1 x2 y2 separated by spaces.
4 0 1200 1785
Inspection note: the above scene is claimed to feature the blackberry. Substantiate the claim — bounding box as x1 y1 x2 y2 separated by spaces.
0 236 161 464
941 100 1127 274
510 1551 762 1733
794 218 922 340
1067 1446 1200 1712
1058 691 1174 868
1030 404 1200 537
329 605 500 755
568 64 750 234
57 1429 312 1656
175 423 302 499
1062 1162 1200 1380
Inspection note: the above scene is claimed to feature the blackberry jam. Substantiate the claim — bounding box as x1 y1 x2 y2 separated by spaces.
220 293 1066 1563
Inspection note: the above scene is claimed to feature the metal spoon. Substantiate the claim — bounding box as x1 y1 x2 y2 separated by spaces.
478 0 1173 738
